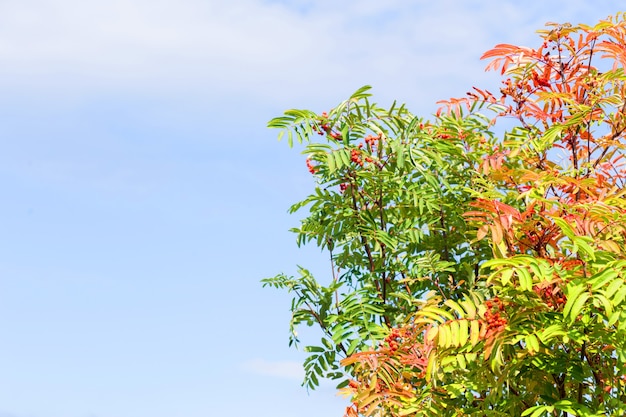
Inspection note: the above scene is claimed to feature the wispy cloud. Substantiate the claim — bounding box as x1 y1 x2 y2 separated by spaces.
240 358 305 380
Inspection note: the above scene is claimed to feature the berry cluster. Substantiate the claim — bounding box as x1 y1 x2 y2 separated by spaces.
351 148 364 166
500 77 534 105
314 123 341 140
385 328 402 353
339 183 349 193
306 157 317 174
364 133 381 148
329 131 342 141
316 123 330 135
533 284 566 310
314 112 342 140
484 297 507 331
350 144 374 167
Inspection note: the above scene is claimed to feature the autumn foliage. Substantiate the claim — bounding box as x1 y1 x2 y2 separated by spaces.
266 13 626 417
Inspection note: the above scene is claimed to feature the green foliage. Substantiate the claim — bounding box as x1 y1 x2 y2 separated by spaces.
263 86 495 388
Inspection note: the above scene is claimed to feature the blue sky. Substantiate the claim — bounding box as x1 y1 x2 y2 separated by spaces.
0 1 622 416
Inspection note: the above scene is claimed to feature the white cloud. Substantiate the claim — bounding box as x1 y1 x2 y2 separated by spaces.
240 358 304 380
0 0 319 93
0 0 621 106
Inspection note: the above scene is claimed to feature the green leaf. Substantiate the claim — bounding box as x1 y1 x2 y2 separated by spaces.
553 217 575 239
326 151 336 173
594 293 613 318
304 345 325 353
349 85 373 100
563 284 586 319
525 334 540 353
521 405 554 417
321 337 333 350
517 267 533 291
589 267 618 290
538 324 567 343
566 291 590 325
573 236 596 260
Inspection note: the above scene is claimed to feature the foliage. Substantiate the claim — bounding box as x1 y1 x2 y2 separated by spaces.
263 86 495 389
265 13 626 417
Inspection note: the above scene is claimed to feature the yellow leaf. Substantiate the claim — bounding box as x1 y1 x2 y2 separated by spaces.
599 240 621 253
449 321 460 347
439 324 451 348
459 319 469 347
470 320 480 346
460 299 477 320
425 352 437 382
426 326 439 343
444 299 465 317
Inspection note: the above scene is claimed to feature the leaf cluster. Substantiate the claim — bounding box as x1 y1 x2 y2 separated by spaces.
265 12 626 417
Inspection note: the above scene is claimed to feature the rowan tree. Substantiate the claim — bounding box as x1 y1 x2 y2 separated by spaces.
265 13 626 417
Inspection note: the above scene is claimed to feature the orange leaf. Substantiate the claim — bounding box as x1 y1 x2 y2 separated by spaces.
476 225 489 241
480 43 532 60
490 224 503 244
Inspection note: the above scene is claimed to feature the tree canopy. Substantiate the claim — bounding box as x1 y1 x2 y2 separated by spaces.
265 13 626 417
